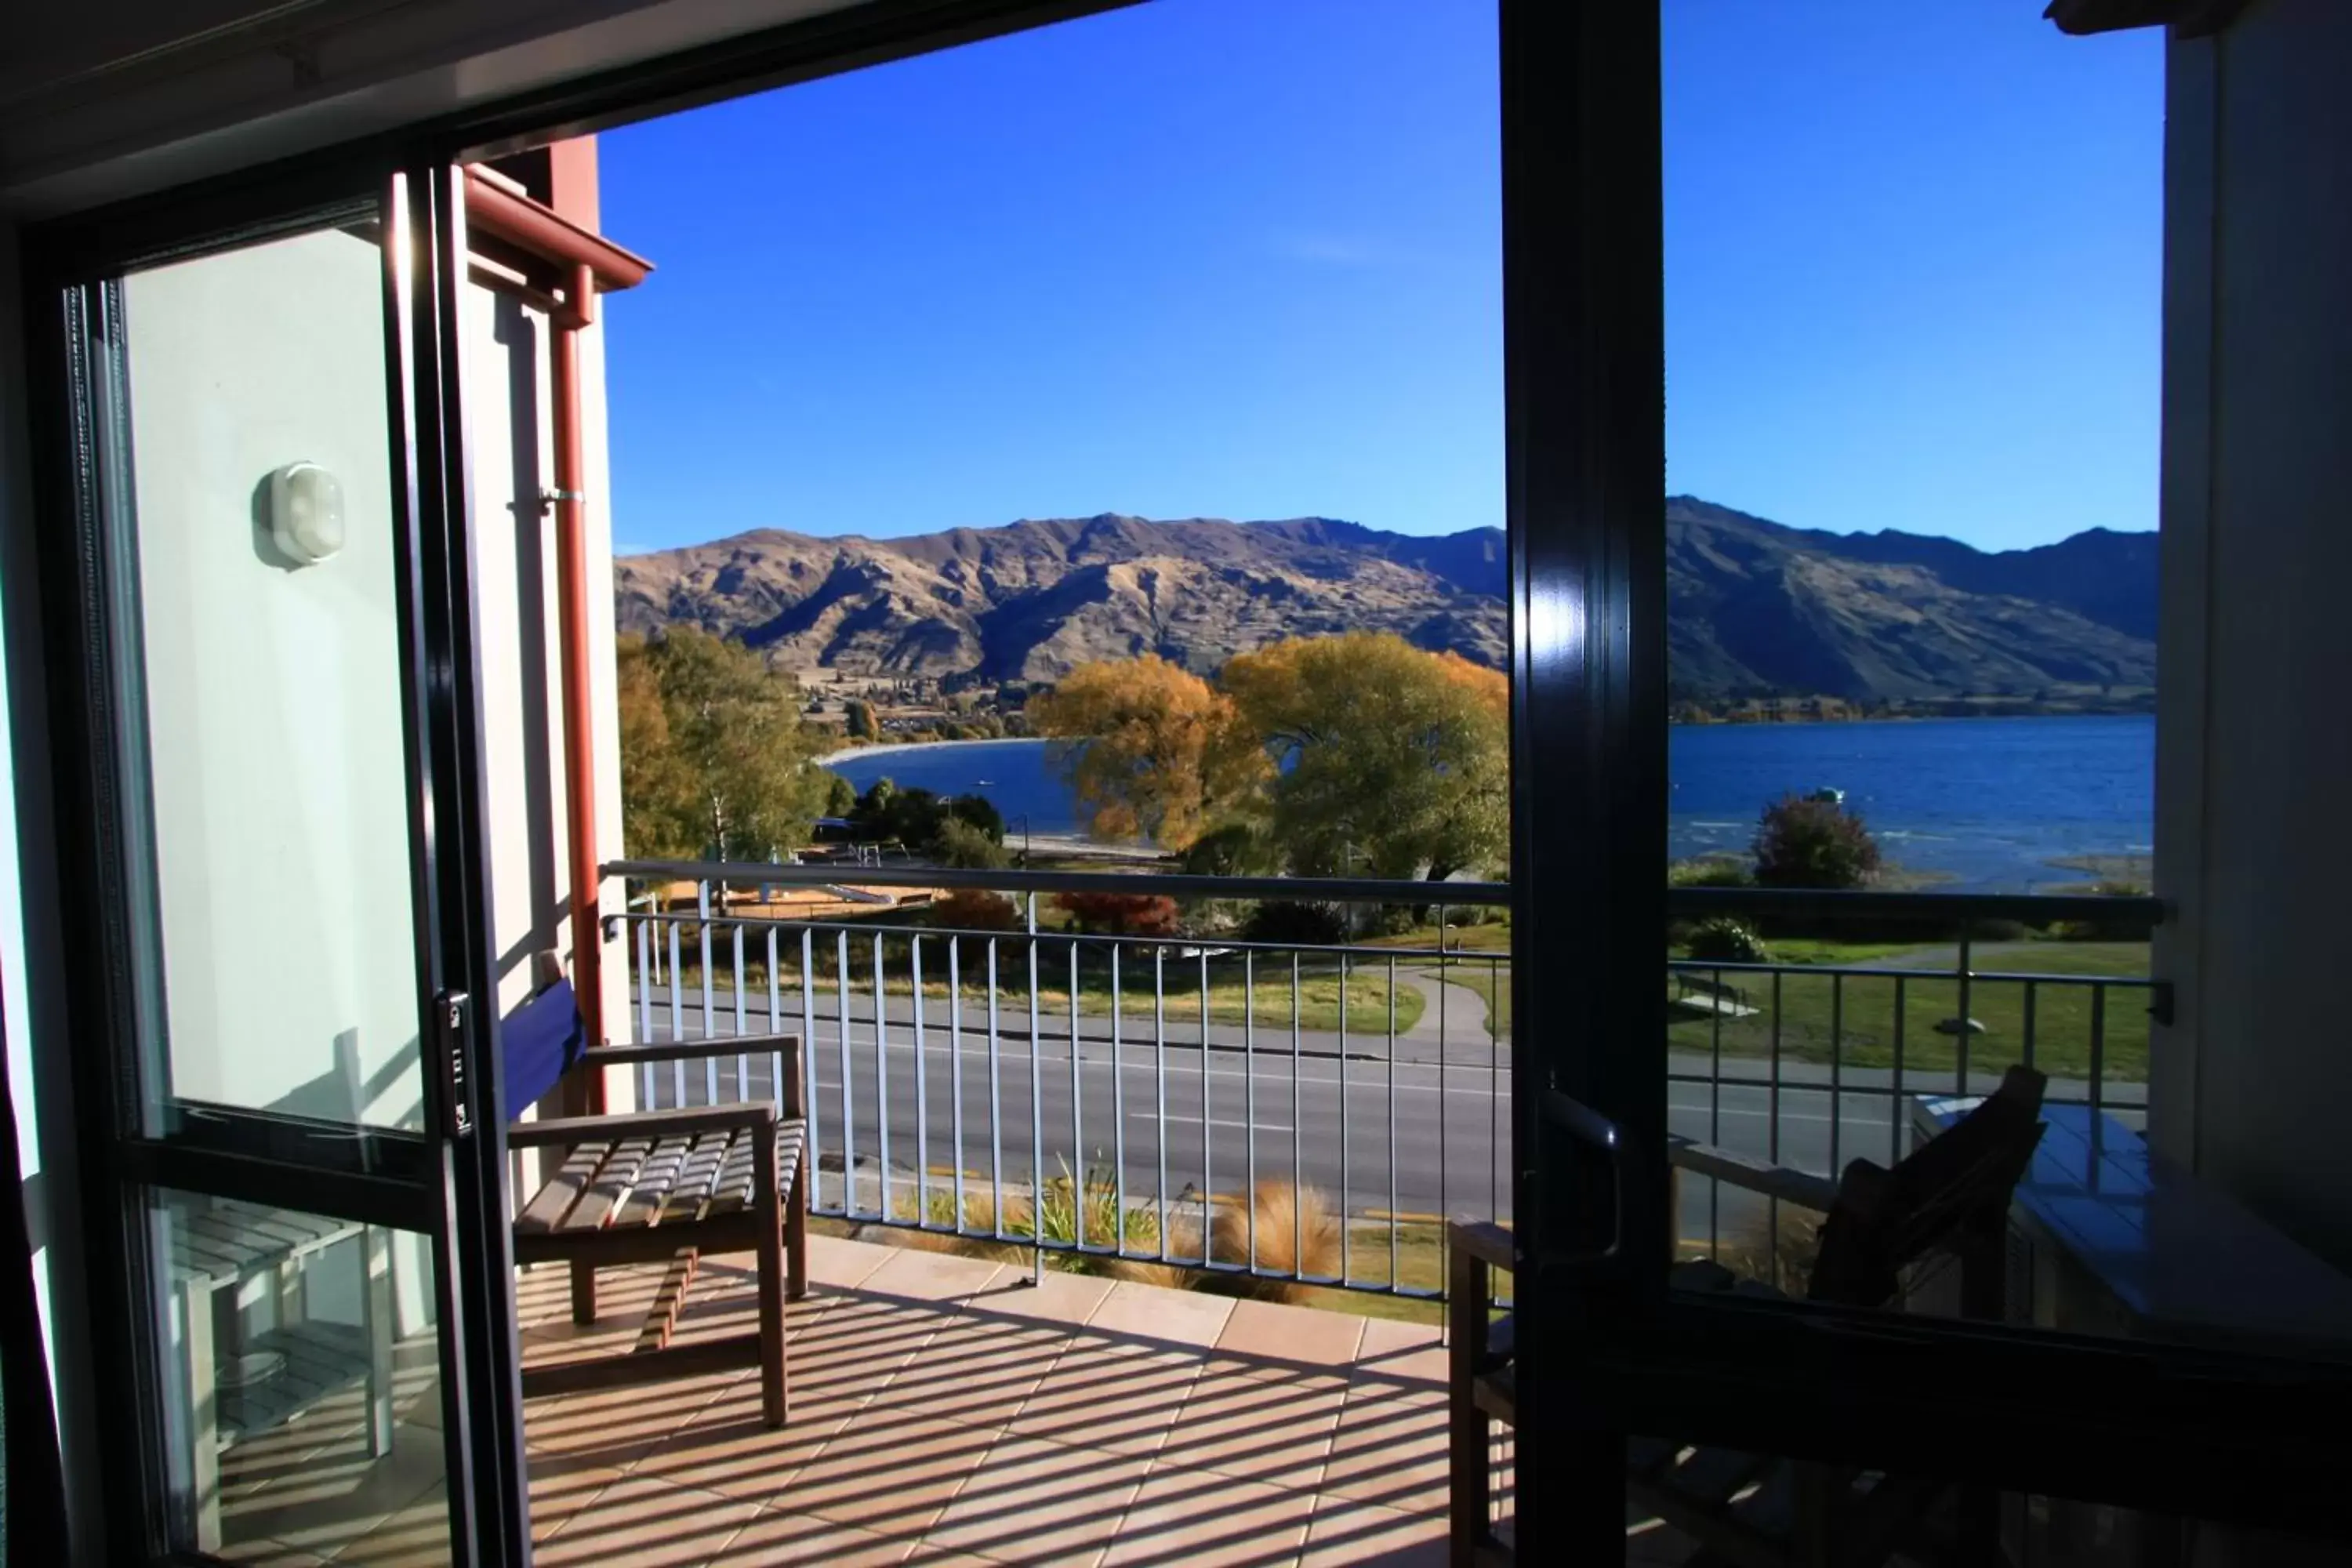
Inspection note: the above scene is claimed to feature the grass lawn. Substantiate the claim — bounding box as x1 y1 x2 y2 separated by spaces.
652 949 1422 1035
1668 942 2153 1083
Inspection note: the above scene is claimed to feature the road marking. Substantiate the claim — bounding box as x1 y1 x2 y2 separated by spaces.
1131 1112 1295 1133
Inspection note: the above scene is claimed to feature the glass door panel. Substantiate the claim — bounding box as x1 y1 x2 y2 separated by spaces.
113 224 430 1136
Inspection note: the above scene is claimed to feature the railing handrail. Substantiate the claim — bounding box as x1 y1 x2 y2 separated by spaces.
1668 885 2165 925
608 857 2165 924
604 857 1514 906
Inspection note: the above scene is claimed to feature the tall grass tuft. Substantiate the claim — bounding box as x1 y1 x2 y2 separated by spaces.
1198 1181 1344 1303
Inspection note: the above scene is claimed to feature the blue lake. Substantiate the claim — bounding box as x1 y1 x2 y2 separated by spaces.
826 715 2154 892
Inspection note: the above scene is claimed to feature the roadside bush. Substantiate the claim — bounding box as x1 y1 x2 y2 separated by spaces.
1965 918 2033 943
930 889 1023 932
1684 916 1771 964
1054 890 1181 937
1240 899 1348 947
1752 794 1882 890
2049 881 2157 942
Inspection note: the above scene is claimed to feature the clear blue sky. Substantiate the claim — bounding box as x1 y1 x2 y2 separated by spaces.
600 0 2161 555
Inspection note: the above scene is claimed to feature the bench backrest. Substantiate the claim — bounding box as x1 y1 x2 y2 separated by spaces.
1808 1064 2048 1309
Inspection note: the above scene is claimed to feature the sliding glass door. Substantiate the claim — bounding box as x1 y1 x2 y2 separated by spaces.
28 166 528 1565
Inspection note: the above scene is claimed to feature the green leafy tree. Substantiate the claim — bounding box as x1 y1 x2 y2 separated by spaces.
822 771 858 817
1027 655 1266 849
1220 633 1508 883
845 699 878 740
933 816 1010 869
619 630 826 865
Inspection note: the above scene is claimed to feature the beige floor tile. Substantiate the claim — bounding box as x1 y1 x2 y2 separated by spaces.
869 1312 1066 1428
528 1457 628 1543
622 1378 855 1501
534 1473 764 1566
1159 1368 1345 1492
216 1423 447 1561
805 1235 900 1291
1009 1340 1206 1458
522 1369 746 1464
1212 1299 1367 1373
924 1432 1152 1566
1299 1496 1446 1567
783 1294 952 1411
962 1269 1119 1327
710 1505 924 1566
1086 1280 1236 1348
1319 1384 1448 1513
332 1480 459 1566
220 1540 333 1566
862 1247 1011 1303
786 1410 1005 1537
1102 1465 1318 1567
1347 1318 1445 1386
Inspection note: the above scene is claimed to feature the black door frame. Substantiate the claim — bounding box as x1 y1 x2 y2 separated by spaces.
16 0 2352 1560
20 156 529 1566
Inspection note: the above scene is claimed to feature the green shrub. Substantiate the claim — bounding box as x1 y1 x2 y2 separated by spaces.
1685 916 1771 964
1669 857 1753 889
1752 794 1882 890
1240 899 1348 946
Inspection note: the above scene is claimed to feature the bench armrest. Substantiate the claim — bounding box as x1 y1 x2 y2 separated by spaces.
507 1100 777 1149
1669 1137 1839 1212
583 1033 800 1066
1447 1219 1516 1273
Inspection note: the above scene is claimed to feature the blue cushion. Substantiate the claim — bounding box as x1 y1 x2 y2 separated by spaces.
503 978 583 1115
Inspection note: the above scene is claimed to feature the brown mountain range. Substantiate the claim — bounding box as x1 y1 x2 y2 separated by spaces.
612 501 2155 701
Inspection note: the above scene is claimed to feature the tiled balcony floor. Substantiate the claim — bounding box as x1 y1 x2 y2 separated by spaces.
516 1236 1501 1566
221 1234 1697 1564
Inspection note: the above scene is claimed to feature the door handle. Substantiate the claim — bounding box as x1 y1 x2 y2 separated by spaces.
1539 1089 1624 1264
435 989 474 1140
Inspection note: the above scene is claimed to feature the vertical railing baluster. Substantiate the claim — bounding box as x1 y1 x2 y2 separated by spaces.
1070 938 1083 1251
668 918 685 1111
1768 968 1784 1283
637 913 654 1112
988 938 1005 1241
913 935 929 1227
1245 950 1258 1277
2022 979 2038 1076
1199 950 1210 1268
1955 932 1974 1094
1892 973 1907 1166
1438 929 1449 1280
1709 962 1724 1256
1029 906 1044 1280
1387 952 1399 1290
1112 944 1127 1255
800 928 819 1209
837 930 855 1216
1339 946 1351 1287
1829 971 1844 1179
766 925 782 1125
1291 951 1305 1279
1155 947 1168 1263
1488 953 1501 1226
733 924 748 1100
875 931 891 1223
699 881 717 1112
951 937 966 1233
2089 983 2107 1117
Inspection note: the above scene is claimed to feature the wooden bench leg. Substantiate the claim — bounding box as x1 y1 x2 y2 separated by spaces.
785 1156 808 1302
570 1259 597 1326
755 1128 788 1427
1449 1244 1492 1567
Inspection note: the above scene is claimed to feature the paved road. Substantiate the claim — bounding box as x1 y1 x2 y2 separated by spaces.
627 993 2152 1256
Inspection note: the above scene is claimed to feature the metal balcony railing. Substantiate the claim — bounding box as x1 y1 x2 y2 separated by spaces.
601 860 2161 1301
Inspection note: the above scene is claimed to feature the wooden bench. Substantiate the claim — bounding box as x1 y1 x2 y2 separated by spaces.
503 978 808 1426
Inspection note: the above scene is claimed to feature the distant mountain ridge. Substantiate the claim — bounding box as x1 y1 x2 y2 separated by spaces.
613 499 2155 702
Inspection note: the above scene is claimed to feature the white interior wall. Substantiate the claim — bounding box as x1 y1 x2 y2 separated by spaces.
124 227 426 1131
2154 0 2352 1272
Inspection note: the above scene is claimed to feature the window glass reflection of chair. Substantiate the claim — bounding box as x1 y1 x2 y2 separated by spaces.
1447 1065 2049 1566
502 965 808 1425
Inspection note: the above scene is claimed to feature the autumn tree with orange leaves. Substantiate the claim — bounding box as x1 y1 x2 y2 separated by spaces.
1026 654 1266 851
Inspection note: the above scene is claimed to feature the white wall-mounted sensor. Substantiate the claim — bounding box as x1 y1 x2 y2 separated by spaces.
268 462 346 565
